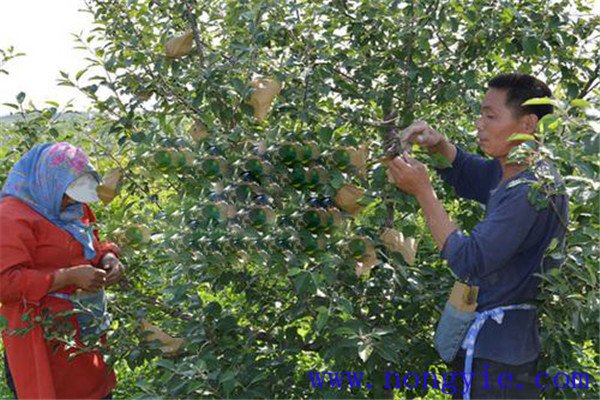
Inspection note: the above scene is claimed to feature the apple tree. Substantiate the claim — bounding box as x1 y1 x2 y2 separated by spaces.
1 0 598 398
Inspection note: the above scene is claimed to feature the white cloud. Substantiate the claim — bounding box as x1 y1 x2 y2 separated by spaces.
0 0 94 114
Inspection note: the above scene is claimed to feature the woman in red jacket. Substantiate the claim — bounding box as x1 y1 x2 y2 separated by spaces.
0 142 124 399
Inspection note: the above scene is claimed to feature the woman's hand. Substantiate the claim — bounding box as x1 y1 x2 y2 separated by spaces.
57 265 107 292
387 152 433 197
100 253 125 286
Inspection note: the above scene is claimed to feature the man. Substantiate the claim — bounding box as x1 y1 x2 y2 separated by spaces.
387 73 568 399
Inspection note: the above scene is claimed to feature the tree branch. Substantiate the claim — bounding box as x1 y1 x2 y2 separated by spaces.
183 0 205 64
578 62 599 99
105 0 204 118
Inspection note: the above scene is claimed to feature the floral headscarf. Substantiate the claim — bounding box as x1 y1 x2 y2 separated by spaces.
1 142 100 260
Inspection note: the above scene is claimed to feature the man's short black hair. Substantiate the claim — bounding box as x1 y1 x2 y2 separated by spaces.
488 73 553 119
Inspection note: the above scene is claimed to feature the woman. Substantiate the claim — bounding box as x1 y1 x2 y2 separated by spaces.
0 142 124 399
387 73 568 399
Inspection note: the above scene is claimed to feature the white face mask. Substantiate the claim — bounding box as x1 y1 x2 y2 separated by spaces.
65 173 100 204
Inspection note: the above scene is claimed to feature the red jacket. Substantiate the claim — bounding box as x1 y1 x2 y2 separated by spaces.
0 196 118 399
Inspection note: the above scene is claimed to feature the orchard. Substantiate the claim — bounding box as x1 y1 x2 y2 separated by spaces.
0 0 598 398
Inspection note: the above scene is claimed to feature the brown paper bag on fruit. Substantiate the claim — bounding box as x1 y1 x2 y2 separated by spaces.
164 30 194 58
448 281 479 312
355 241 378 277
181 148 195 166
96 168 122 205
141 319 184 357
334 184 365 215
189 120 209 142
349 144 369 178
250 78 282 121
380 228 419 265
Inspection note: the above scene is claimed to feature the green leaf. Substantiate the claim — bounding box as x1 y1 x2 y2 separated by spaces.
2 102 19 110
315 306 329 331
330 170 344 189
334 326 356 336
506 141 536 164
372 327 395 337
545 238 559 254
521 36 538 55
570 99 591 108
500 7 514 24
521 97 556 106
16 92 26 104
358 341 373 362
429 153 452 169
507 133 536 142
219 369 237 395
336 297 354 315
20 313 30 323
156 358 177 372
464 70 477 87
538 114 561 135
506 178 534 189
135 378 156 394
293 271 316 296
0 316 8 332
375 345 399 363
75 69 87 80
527 187 549 211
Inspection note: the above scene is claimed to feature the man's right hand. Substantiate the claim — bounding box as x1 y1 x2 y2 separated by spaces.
52 265 107 292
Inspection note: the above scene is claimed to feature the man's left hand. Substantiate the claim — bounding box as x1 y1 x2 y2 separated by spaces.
100 252 125 286
387 152 432 197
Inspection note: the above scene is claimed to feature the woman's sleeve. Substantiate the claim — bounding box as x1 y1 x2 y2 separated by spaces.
440 183 540 280
0 215 54 305
436 146 502 204
83 205 121 262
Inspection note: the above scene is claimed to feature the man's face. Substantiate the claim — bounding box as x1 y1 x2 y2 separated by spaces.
475 88 533 159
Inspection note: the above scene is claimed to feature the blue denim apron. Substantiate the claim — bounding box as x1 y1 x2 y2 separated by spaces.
434 302 536 400
47 290 112 340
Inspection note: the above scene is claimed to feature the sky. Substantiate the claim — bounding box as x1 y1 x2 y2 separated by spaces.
0 0 96 115
0 1 599 116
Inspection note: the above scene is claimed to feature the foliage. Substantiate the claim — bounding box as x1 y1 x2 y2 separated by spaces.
1 0 599 398
0 46 24 77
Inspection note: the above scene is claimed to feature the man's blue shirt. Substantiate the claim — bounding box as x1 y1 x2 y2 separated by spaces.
437 147 568 365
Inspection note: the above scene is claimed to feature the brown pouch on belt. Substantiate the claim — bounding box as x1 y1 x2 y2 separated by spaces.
448 281 479 312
